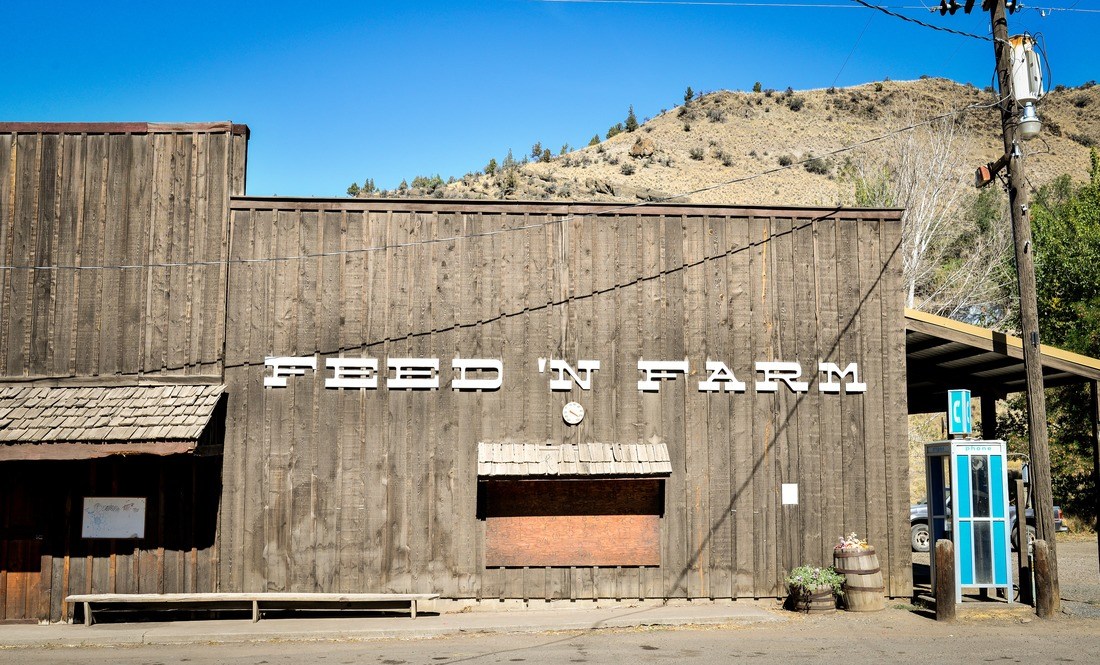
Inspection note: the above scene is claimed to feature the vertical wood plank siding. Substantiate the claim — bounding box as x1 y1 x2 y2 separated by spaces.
0 124 245 622
220 200 909 601
1 121 909 615
0 125 246 379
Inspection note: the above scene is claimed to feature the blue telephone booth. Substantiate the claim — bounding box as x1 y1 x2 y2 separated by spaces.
925 440 1013 603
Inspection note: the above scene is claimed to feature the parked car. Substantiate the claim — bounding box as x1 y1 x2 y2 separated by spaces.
910 500 1067 552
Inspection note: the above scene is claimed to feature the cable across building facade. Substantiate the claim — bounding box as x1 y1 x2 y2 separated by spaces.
0 123 911 623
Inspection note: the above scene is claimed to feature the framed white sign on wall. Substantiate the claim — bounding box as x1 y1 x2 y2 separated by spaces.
81 497 146 539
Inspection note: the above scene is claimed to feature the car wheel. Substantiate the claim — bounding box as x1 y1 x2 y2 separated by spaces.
911 522 930 553
1011 524 1038 551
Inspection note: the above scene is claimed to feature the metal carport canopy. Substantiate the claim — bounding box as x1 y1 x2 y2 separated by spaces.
905 308 1100 415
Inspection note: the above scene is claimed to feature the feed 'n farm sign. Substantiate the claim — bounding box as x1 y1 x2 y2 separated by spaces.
265 356 868 394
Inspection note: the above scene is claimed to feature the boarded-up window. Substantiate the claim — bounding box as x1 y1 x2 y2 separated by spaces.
479 479 663 567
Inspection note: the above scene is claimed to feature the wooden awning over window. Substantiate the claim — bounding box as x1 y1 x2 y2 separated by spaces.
0 384 225 461
477 442 672 478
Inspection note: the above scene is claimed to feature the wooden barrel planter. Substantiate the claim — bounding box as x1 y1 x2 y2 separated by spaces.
833 547 885 612
789 586 836 614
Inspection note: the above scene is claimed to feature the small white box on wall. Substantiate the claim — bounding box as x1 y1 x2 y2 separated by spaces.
781 483 799 505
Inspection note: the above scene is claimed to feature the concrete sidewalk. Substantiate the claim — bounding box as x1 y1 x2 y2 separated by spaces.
0 601 784 648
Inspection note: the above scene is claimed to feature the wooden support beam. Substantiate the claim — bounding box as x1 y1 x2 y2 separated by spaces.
1034 540 1055 618
1092 381 1100 574
1014 479 1033 605
981 393 998 440
935 539 955 622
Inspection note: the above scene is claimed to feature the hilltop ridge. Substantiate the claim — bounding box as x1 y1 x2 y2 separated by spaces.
350 78 1099 207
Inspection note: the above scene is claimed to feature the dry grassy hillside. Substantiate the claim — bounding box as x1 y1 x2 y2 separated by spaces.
358 78 1099 206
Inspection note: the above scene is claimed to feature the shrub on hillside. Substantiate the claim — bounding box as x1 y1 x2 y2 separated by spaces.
804 156 829 175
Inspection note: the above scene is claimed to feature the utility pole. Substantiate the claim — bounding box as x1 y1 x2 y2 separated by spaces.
985 0 1059 612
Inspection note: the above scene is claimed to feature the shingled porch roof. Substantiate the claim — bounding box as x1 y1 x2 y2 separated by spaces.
477 442 673 478
0 384 225 461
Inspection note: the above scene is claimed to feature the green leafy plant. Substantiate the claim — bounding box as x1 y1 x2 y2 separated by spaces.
752 81 762 93
804 155 829 175
785 565 845 596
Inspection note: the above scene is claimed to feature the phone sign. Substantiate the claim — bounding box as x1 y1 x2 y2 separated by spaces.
948 389 972 435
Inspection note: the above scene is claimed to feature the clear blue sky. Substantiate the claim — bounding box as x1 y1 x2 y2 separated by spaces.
4 1 1096 197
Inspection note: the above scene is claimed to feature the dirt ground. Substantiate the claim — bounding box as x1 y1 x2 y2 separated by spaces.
911 535 1100 616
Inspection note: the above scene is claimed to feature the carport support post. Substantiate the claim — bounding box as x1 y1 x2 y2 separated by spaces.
1014 479 1033 605
935 539 956 622
980 393 998 440
1092 380 1099 574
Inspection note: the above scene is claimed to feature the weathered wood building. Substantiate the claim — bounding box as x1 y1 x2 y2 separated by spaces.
1 122 910 623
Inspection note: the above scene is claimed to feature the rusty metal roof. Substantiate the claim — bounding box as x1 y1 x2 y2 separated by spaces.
0 384 225 460
477 442 672 477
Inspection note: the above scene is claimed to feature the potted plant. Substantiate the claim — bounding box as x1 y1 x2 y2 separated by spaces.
785 565 844 614
833 532 885 611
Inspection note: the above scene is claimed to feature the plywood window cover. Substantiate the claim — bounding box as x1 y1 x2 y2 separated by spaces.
0 384 225 460
477 442 672 477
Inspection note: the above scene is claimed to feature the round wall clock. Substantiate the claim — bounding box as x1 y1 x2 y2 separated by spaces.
562 401 585 425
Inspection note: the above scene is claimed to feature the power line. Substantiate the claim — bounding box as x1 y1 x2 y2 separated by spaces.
543 1 925 7
848 0 994 41
0 98 1005 274
832 12 876 87
541 0 1100 12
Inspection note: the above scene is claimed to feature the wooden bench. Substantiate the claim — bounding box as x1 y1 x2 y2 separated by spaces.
65 592 440 626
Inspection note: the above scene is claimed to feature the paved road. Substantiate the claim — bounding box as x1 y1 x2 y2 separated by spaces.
3 608 1098 665
3 539 1095 665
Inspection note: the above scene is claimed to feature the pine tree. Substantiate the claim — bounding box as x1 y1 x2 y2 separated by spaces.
684 86 694 104
625 105 638 133
588 134 600 147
